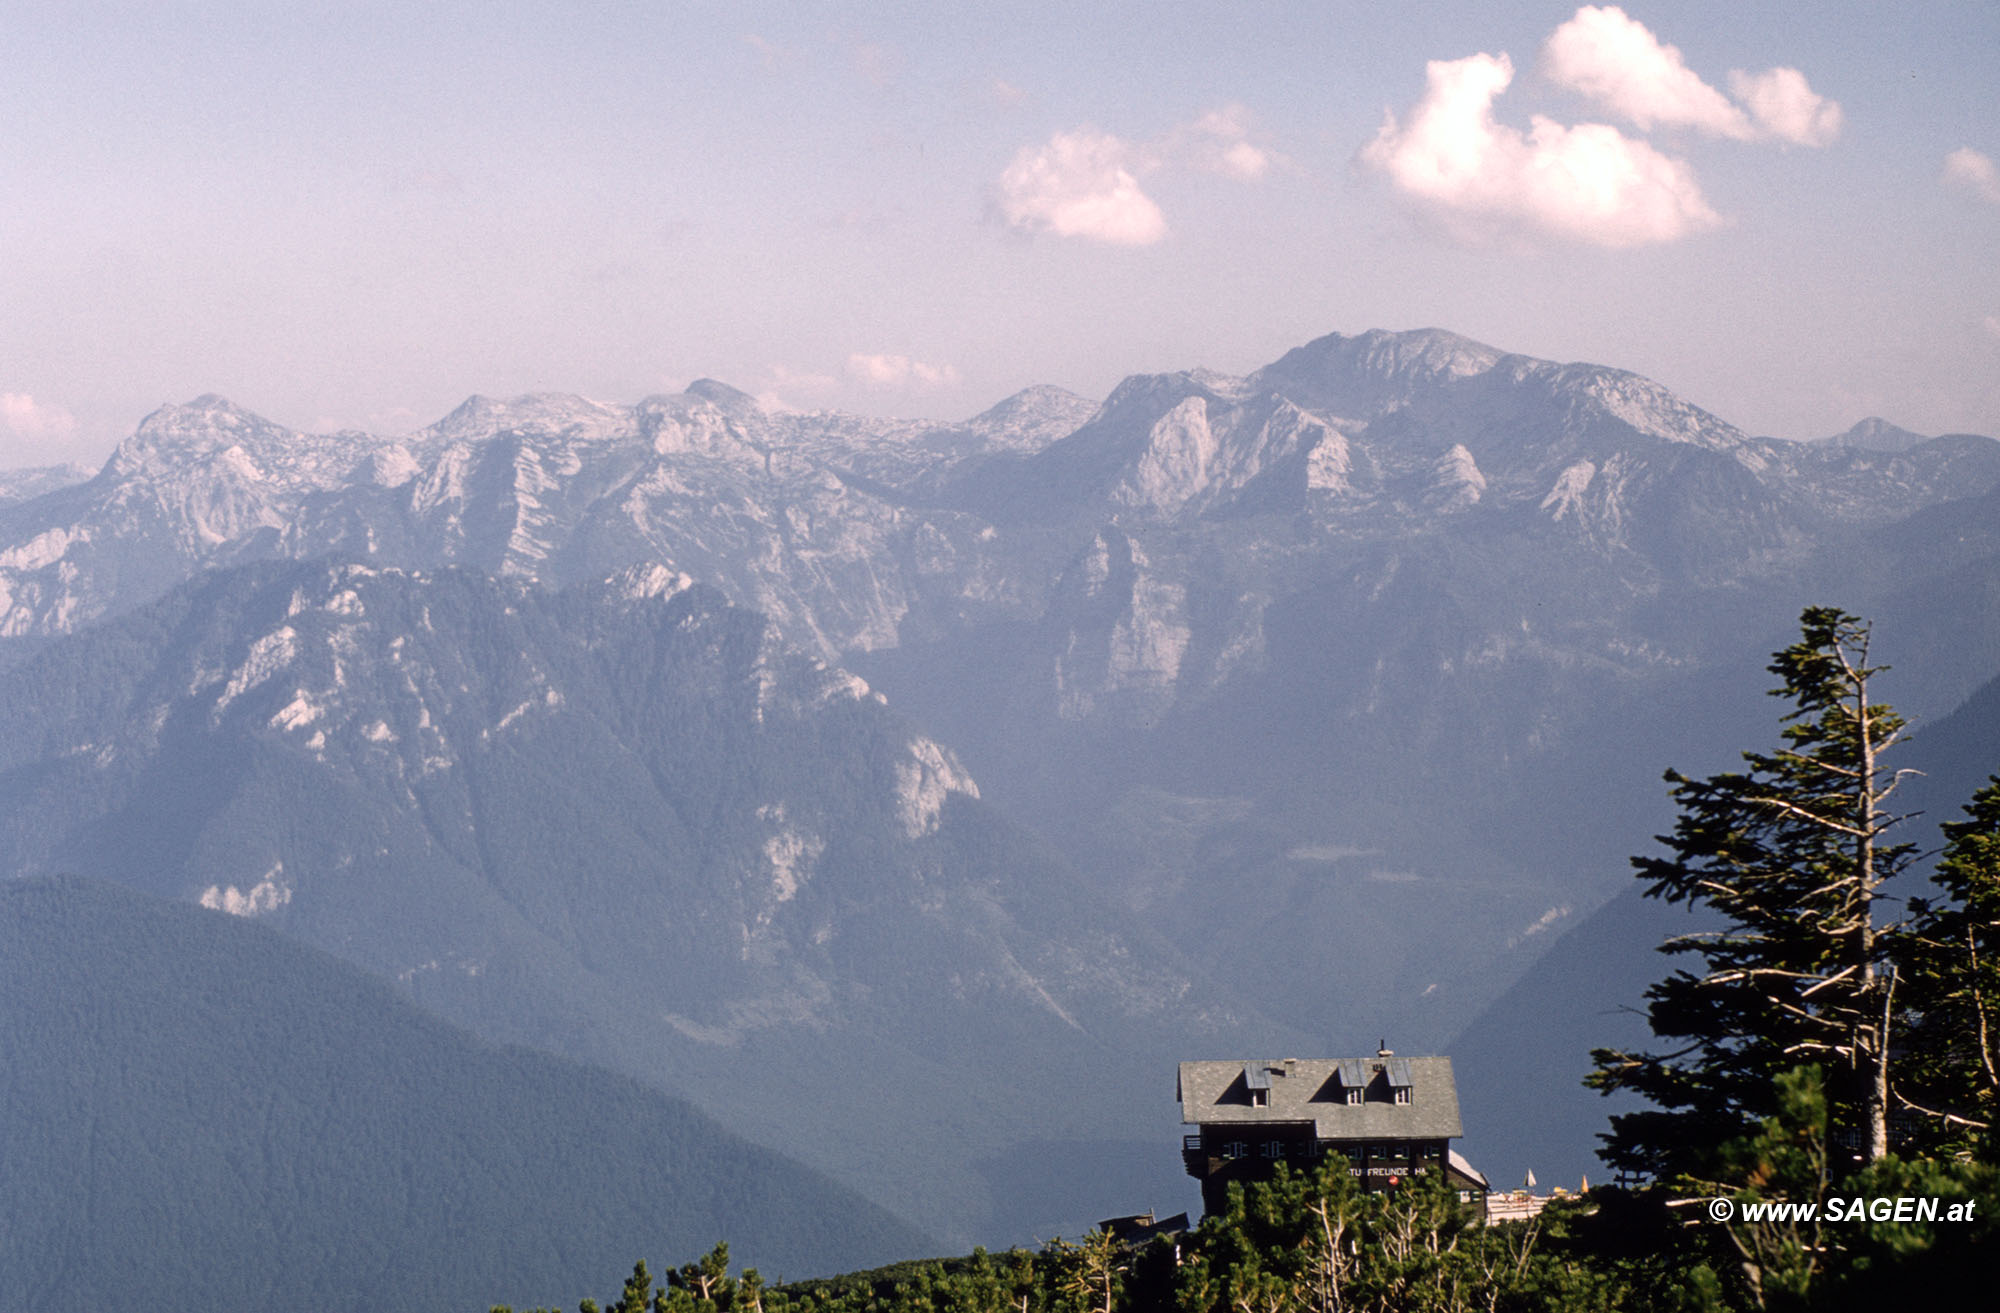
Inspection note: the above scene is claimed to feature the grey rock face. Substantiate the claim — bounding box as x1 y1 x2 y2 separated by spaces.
0 559 1284 1243
6 329 2000 1238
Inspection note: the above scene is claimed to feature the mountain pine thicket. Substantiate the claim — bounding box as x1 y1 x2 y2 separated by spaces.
502 610 2000 1313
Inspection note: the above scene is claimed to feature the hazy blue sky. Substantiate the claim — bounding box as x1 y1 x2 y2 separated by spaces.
4 1 1996 465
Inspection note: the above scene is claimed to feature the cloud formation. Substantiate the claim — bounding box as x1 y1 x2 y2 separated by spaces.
1368 9 1843 246
1727 67 1842 148
1944 147 2000 206
1 392 78 444
847 353 960 387
995 129 1167 245
1361 52 1720 248
1542 7 1840 147
1174 105 1273 181
995 106 1275 245
1542 5 1748 136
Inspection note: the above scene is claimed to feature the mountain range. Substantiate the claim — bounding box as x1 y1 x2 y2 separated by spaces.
4 326 1997 1255
0 559 1284 1243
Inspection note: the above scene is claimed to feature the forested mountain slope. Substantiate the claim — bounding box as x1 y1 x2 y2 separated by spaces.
0 561 1293 1244
0 876 932 1312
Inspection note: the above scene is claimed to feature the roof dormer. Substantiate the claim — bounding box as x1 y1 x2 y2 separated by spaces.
1385 1057 1414 1105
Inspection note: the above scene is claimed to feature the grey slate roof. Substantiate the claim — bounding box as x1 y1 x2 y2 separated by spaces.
1178 1056 1463 1140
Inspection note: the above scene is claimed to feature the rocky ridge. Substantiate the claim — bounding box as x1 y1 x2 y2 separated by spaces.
7 329 2000 1236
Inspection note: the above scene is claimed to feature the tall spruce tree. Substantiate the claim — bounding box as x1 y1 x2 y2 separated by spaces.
1589 608 1913 1179
1898 780 2000 1151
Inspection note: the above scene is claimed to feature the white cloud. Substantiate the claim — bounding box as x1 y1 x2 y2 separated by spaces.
846 354 960 388
1362 51 1720 247
1 393 78 444
1174 104 1273 180
995 129 1168 245
994 107 1274 246
1543 7 1839 147
1543 5 1749 137
1944 147 2000 206
1728 66 1842 147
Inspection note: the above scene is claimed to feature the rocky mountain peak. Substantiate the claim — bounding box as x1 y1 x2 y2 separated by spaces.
1347 326 1504 377
1251 327 1505 418
1087 370 1258 443
428 393 635 445
1542 362 1747 452
636 388 768 458
107 397 312 488
0 462 94 507
132 394 269 442
1819 416 1931 454
682 378 762 413
962 384 1099 450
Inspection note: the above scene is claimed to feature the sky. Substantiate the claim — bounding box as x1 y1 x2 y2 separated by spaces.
3 0 1997 467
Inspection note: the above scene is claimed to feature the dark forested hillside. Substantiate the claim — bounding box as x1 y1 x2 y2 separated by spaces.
0 876 933 1312
0 561 1288 1245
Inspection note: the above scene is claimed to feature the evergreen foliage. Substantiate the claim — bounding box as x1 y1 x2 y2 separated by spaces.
515 1139 2000 1313
1574 606 2000 1306
502 1161 1699 1313
1587 608 1916 1177
0 877 931 1313
1898 780 2000 1149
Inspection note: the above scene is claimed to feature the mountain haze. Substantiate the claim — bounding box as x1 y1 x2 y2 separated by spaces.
0 876 931 1312
0 559 1289 1242
4 326 1999 1247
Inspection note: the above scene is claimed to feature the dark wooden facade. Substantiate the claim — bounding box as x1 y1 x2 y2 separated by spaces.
1177 1053 1488 1218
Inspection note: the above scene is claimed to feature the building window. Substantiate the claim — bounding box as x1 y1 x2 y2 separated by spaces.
1225 1141 1247 1160
1250 1089 1268 1107
1346 1089 1362 1105
1262 1141 1283 1158
1394 1087 1411 1105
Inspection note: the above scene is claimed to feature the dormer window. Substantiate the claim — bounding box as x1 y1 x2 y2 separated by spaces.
1385 1057 1414 1105
1335 1057 1369 1105
1244 1061 1272 1108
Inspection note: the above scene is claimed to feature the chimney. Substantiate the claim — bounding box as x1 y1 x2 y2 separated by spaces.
1377 1039 1393 1057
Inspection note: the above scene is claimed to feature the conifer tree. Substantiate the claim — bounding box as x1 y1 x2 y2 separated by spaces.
1898 779 2000 1150
1589 608 1914 1178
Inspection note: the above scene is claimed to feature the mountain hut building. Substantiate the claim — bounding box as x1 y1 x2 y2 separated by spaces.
1177 1050 1490 1218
